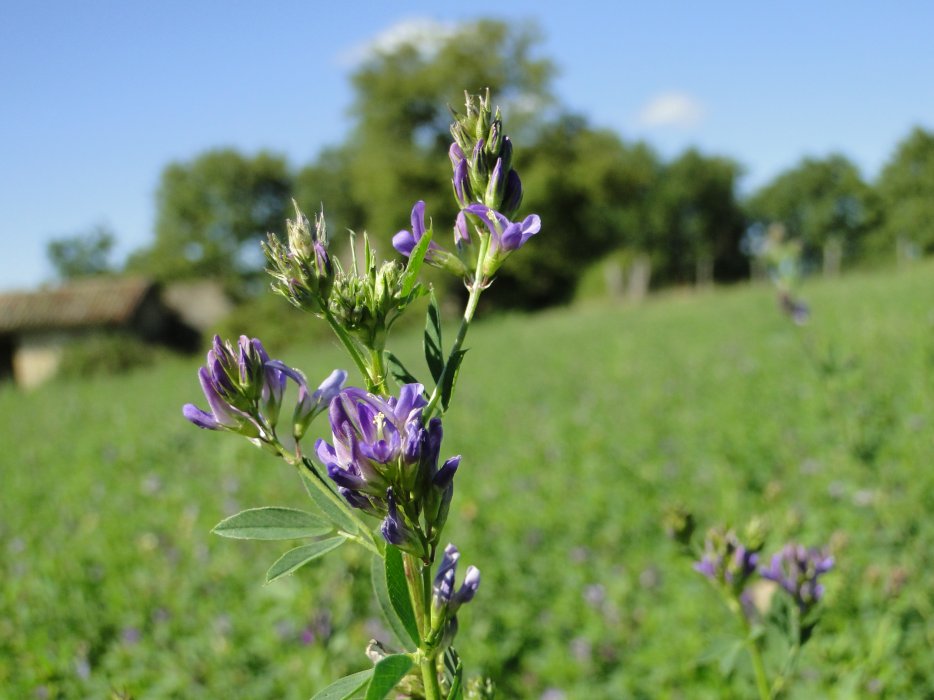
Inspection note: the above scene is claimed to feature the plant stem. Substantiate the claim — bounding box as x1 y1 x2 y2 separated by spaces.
740 612 772 700
402 553 442 700
370 345 390 395
423 253 488 420
323 307 374 391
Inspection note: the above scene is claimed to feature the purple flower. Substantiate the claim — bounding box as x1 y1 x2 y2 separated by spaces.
694 529 759 596
182 335 280 438
761 544 833 613
431 543 481 622
392 201 441 258
315 383 427 501
393 201 469 278
183 335 344 445
379 487 421 554
463 203 541 253
291 368 348 440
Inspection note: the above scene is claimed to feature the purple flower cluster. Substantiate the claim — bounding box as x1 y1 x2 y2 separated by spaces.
760 544 834 613
393 91 541 281
694 529 760 595
183 335 346 445
430 543 481 648
695 529 834 619
314 383 461 553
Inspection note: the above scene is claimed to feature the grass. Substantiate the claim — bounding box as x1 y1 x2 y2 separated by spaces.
2 260 933 698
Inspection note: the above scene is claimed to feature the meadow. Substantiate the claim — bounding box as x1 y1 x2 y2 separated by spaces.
2 261 933 699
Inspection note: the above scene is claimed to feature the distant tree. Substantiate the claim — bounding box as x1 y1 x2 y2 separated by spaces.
748 154 880 269
875 126 934 257
47 225 115 279
128 149 292 285
343 19 556 252
649 150 748 285
494 115 661 306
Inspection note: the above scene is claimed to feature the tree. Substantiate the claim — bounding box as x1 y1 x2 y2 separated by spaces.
47 225 115 279
747 154 880 269
649 150 748 285
875 127 934 256
128 149 292 285
495 115 662 306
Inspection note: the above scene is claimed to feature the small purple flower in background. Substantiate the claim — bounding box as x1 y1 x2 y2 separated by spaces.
761 544 833 613
694 528 760 596
778 291 810 325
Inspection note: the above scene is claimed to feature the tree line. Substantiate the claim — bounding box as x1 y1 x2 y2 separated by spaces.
51 20 934 309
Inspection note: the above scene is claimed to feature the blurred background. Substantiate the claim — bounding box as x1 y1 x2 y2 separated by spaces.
2 2 934 698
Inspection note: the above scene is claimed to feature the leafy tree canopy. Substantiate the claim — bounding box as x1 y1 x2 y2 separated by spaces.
47 224 115 280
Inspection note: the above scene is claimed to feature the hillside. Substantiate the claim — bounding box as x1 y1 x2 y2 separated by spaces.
2 261 932 698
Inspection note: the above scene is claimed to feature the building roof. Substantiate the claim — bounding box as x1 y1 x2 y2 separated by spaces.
0 276 157 334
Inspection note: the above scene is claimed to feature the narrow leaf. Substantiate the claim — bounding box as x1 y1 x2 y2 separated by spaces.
371 554 417 650
381 546 420 648
385 351 421 388
301 471 359 535
424 291 444 384
212 507 332 540
365 654 413 700
311 669 373 700
444 647 464 700
266 537 346 583
440 349 468 413
401 227 434 297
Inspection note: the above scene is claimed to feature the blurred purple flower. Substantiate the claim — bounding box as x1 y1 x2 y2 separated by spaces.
761 544 833 612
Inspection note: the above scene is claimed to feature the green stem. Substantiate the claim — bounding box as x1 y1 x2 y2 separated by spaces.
402 553 442 700
740 611 772 700
370 345 390 395
323 307 374 391
423 253 488 420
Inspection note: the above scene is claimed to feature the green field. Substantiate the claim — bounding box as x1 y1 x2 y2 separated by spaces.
2 262 933 699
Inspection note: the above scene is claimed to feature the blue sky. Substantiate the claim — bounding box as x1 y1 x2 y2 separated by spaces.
2 1 932 291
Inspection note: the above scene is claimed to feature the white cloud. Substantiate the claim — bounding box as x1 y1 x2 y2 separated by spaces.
337 18 459 67
636 92 705 129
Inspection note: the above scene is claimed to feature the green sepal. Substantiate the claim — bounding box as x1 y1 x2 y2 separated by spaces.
364 654 414 700
301 469 359 535
425 290 444 384
371 547 420 650
401 225 434 297
265 536 346 583
385 351 421 388
440 349 468 413
311 669 373 700
211 507 332 540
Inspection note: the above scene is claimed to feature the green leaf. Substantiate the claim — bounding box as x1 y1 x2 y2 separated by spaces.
311 669 373 700
301 470 359 535
440 349 468 413
443 647 464 700
364 654 413 700
401 226 434 297
424 291 444 384
212 507 332 540
266 537 346 583
385 351 421 388
371 548 420 650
